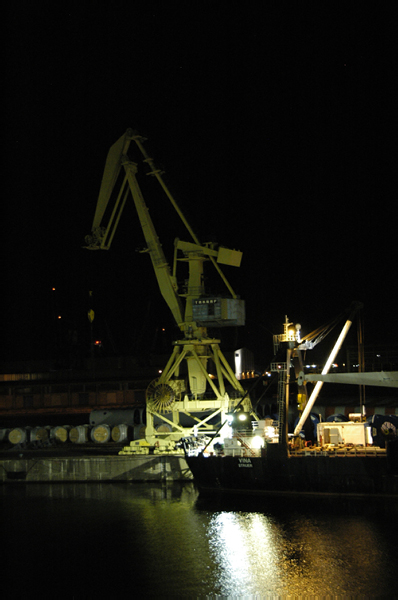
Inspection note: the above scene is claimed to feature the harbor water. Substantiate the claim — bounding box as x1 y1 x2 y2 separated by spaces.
2 482 397 598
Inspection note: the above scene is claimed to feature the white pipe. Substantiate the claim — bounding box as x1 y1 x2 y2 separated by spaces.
303 371 398 388
293 319 353 436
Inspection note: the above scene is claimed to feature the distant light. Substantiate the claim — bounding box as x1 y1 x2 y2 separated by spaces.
238 412 247 421
58 315 62 319
52 287 56 291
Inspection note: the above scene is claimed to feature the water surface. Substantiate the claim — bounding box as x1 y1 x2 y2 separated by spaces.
2 483 397 598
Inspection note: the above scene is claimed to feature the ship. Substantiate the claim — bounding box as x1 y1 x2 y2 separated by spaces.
182 306 398 497
183 422 398 497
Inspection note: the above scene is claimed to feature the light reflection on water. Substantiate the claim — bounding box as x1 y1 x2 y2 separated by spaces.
2 483 397 598
206 506 394 597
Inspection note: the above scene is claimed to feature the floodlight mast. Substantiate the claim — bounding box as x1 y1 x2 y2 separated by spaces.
85 129 252 446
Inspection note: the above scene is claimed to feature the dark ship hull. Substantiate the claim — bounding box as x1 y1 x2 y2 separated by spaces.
186 441 398 497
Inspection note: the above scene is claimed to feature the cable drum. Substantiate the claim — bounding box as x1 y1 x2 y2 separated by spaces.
371 415 398 448
155 423 172 434
146 379 179 413
91 424 112 443
0 428 10 443
111 424 133 443
30 427 50 443
50 425 71 443
69 425 90 444
8 427 31 445
133 424 146 440
134 408 146 424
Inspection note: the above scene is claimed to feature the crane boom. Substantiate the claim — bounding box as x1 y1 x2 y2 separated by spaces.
85 129 244 336
86 130 184 327
124 158 184 327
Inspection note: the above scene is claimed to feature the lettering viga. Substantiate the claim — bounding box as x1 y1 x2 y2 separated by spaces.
238 458 253 468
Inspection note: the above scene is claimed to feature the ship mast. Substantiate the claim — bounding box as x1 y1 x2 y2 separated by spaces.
272 317 300 449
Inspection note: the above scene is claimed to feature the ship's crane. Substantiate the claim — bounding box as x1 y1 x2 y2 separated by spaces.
85 129 253 446
271 302 365 448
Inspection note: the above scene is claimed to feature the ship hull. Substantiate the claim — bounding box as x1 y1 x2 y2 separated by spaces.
186 441 398 497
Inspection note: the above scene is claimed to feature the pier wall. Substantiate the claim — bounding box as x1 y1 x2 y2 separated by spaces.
0 455 193 484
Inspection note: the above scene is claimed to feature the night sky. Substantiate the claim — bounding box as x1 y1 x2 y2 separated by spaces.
4 4 396 366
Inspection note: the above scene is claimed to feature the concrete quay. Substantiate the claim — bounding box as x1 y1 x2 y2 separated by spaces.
0 454 193 483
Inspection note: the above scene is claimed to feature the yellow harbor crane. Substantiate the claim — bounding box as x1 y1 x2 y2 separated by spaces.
85 129 254 450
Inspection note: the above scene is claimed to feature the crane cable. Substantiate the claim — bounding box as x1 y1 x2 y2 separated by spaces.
299 308 348 348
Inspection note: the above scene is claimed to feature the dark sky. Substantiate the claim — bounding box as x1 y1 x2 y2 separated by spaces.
4 4 396 364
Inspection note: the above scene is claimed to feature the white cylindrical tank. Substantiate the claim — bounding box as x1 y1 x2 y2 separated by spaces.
89 409 139 427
